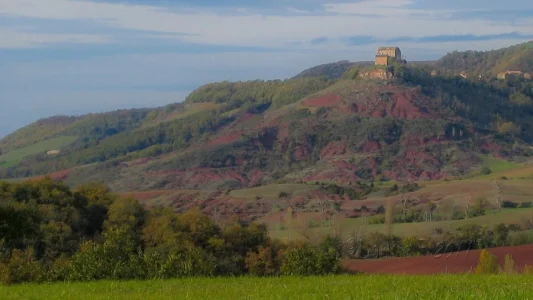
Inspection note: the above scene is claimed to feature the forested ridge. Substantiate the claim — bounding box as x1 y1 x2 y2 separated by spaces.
435 41 533 75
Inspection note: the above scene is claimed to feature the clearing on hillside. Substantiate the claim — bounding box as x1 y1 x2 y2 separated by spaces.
0 136 77 168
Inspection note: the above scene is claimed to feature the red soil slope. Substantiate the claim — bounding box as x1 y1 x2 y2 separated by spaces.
344 244 533 274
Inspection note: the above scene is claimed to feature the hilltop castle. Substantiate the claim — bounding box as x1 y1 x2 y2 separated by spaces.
375 47 405 66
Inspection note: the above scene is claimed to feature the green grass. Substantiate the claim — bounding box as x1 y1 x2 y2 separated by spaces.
481 157 522 175
230 184 316 200
0 136 78 168
1 275 532 299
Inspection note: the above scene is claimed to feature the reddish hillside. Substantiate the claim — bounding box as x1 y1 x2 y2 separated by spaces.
344 244 533 274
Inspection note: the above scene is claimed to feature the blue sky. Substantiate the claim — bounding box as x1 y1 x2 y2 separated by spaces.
1 0 533 138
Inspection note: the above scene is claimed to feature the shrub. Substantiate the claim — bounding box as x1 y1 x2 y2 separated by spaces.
474 249 499 274
0 248 45 284
523 265 533 274
481 167 492 175
280 242 340 276
503 254 516 274
278 192 290 199
245 245 281 276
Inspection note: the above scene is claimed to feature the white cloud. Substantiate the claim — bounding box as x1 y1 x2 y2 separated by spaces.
0 0 532 48
0 29 109 48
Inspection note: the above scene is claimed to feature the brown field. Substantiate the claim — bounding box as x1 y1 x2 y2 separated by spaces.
343 244 533 274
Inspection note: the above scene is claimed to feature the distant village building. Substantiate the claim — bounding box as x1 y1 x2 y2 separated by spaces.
374 47 405 66
525 73 532 80
497 70 524 80
46 150 60 155
459 71 468 79
430 70 439 76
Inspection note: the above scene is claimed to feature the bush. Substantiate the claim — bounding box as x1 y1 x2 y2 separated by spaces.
481 167 492 175
278 192 290 199
524 265 533 274
280 242 340 276
245 245 282 276
503 254 516 274
474 250 499 274
0 248 45 284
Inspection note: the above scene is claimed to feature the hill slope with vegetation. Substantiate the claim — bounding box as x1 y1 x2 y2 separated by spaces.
435 41 533 76
1 62 533 191
1 41 533 195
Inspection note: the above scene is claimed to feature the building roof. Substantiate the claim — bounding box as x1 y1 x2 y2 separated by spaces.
378 47 400 51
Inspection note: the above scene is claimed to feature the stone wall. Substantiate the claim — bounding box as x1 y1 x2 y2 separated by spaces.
358 69 393 80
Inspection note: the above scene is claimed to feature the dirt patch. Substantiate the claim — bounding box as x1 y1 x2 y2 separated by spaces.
121 190 171 201
361 141 381 153
321 139 348 158
249 170 265 187
343 244 533 274
31 169 72 181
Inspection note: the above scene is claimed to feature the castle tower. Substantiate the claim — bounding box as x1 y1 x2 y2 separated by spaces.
375 47 402 66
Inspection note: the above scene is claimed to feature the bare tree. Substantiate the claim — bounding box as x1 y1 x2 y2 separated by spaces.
400 193 409 222
317 198 331 228
493 179 504 213
439 199 457 221
293 211 311 241
285 206 294 240
385 198 395 238
424 201 436 222
463 194 472 219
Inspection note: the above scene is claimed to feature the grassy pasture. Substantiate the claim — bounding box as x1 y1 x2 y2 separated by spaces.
0 136 77 168
270 207 533 240
1 275 532 299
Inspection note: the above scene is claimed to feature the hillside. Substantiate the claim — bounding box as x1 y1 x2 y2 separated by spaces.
1 62 533 187
435 41 533 76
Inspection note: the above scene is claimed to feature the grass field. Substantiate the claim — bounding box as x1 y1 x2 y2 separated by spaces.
270 207 533 240
1 275 532 299
0 136 77 168
230 184 316 200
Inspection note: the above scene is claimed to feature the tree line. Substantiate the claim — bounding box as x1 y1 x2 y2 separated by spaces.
0 178 340 284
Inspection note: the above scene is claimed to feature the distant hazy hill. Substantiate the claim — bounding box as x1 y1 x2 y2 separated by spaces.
435 41 533 75
1 43 533 191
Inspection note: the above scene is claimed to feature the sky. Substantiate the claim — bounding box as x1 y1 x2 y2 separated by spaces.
1 0 533 138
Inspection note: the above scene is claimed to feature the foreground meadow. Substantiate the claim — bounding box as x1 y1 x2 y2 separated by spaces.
1 275 533 300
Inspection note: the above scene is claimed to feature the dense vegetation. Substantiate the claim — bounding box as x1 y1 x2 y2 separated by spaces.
0 178 341 284
435 41 533 76
2 177 533 284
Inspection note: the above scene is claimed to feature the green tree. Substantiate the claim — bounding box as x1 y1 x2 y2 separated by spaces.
104 196 146 241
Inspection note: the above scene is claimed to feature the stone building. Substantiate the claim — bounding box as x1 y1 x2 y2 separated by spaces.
497 70 523 79
375 47 403 66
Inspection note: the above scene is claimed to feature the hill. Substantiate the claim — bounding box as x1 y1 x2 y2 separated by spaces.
1 62 533 187
292 60 372 80
435 41 533 76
